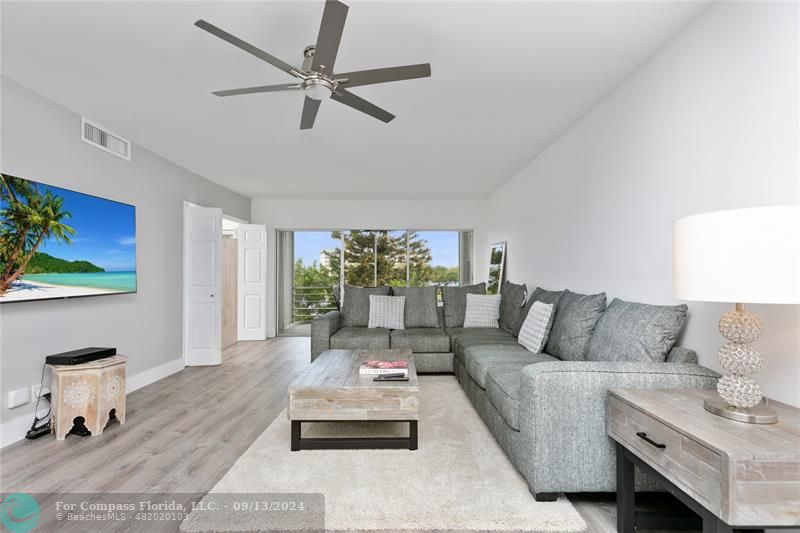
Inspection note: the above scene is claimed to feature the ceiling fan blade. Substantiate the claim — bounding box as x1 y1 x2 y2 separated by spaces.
311 0 349 74
195 19 300 77
335 63 431 88
213 83 301 97
300 96 321 130
331 89 395 123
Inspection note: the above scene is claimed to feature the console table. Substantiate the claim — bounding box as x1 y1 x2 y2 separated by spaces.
607 388 800 532
50 355 127 440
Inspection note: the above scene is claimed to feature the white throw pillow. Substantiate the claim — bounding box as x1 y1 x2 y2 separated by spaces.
463 294 501 328
368 295 405 329
518 301 555 353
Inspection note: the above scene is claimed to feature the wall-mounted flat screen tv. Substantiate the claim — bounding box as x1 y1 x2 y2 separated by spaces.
0 173 136 303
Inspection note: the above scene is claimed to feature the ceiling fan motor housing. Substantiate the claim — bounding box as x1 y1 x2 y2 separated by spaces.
303 77 335 100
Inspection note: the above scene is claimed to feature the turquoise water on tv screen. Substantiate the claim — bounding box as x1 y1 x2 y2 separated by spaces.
23 271 137 292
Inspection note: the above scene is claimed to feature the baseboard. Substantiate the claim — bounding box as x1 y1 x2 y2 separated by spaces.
126 357 185 393
0 357 186 448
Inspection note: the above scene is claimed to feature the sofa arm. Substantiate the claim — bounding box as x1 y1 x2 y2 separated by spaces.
516 361 719 493
310 311 341 362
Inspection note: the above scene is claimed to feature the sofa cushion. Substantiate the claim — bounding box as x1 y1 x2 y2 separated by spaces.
368 295 405 330
486 366 525 430
517 301 555 353
463 294 502 328
442 283 486 328
330 327 390 350
462 344 557 388
447 328 518 363
391 328 451 353
341 286 390 327
586 298 688 363
514 287 564 337
391 286 439 328
499 281 527 334
545 290 607 361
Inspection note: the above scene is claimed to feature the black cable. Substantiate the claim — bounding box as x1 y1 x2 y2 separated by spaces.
31 362 51 428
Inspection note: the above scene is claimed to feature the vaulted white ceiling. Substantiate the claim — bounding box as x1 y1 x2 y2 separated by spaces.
2 1 708 200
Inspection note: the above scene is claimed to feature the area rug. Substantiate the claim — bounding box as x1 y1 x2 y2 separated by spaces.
180 375 587 532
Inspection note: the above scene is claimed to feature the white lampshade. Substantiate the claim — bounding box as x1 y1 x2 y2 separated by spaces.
673 206 800 304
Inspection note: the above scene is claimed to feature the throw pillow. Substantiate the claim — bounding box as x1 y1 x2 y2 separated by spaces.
514 287 564 337
442 283 486 328
498 281 527 334
341 285 390 327
391 286 439 328
368 295 405 330
517 301 555 353
544 290 607 361
586 298 688 362
463 293 502 328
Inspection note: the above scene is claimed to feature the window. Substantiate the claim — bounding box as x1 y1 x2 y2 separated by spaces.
277 229 472 335
284 232 340 334
409 231 459 287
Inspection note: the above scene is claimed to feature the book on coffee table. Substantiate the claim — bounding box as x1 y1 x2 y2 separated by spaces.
359 359 409 375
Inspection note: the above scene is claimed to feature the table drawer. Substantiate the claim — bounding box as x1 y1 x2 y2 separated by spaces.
608 395 724 516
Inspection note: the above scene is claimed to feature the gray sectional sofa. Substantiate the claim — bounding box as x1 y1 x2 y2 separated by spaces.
311 281 719 499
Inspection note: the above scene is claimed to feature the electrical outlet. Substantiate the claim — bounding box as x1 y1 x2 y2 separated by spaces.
32 384 50 401
7 387 30 409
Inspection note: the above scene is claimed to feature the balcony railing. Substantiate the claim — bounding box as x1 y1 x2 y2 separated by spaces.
293 286 337 323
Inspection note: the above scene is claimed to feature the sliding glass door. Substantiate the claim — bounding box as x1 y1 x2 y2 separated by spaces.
277 229 471 335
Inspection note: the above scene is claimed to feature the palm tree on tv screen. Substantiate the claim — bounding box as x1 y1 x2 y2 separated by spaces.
0 174 75 294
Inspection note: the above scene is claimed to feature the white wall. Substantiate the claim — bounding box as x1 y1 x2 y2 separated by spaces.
0 77 251 444
486 1 800 407
250 198 488 336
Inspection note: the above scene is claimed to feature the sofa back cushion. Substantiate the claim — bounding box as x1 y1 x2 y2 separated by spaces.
391 286 439 328
442 283 486 328
498 281 527 333
341 285 390 327
545 290 607 360
586 298 688 362
514 287 564 337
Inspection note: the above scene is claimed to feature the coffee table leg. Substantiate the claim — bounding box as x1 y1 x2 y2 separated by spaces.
409 420 418 450
291 420 301 451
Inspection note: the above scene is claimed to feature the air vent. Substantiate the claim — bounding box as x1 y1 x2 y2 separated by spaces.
81 118 131 160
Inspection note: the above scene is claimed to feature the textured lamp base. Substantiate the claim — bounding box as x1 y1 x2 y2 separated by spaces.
704 396 777 424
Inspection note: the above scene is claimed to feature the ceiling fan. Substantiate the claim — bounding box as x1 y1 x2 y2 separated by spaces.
195 0 431 130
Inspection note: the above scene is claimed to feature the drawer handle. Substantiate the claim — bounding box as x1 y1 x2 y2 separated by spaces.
636 432 666 449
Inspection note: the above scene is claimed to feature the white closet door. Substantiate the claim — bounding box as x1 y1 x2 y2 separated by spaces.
238 224 268 340
184 206 222 366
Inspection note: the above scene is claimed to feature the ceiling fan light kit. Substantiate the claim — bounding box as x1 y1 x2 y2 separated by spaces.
196 0 431 129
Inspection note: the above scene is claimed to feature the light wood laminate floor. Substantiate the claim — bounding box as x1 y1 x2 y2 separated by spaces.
0 337 678 532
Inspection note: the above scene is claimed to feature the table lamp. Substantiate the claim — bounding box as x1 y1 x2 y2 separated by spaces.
673 205 800 424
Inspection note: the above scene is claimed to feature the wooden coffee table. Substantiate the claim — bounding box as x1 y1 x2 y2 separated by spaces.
288 348 418 451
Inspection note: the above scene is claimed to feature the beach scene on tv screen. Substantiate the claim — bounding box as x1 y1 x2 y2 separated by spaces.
0 174 136 303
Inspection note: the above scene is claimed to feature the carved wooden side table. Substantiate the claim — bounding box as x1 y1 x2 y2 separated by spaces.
50 355 127 440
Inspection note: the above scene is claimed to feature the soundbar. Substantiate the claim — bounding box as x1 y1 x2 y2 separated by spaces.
46 347 116 366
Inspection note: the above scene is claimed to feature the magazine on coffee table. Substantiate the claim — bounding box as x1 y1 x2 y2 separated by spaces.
359 359 409 375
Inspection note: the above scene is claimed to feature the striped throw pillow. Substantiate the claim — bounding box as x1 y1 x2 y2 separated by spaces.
463 294 502 328
518 301 555 353
368 295 405 329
